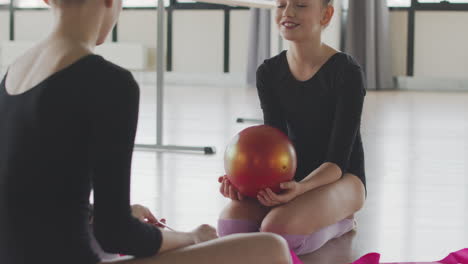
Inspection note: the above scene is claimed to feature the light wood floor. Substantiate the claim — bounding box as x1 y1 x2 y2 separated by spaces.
129 82 468 263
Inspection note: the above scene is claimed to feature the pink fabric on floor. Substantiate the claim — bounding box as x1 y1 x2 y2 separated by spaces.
290 250 303 264
439 248 468 264
350 248 468 264
351 253 380 264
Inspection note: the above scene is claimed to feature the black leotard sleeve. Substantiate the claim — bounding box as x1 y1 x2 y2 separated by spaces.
88 64 163 258
324 65 366 174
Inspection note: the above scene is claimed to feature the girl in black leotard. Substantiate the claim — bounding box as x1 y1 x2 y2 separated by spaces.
218 0 366 256
0 1 291 264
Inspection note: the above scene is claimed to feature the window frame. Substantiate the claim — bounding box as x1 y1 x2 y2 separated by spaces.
389 0 468 10
2 0 468 75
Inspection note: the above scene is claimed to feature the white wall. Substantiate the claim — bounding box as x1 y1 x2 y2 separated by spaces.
0 10 11 76
119 9 250 73
414 11 468 79
172 10 224 73
389 10 468 80
322 0 342 50
230 10 250 73
0 10 8 41
118 10 161 70
15 10 53 40
389 11 408 77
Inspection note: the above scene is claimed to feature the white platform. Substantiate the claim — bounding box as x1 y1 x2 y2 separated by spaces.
396 76 468 91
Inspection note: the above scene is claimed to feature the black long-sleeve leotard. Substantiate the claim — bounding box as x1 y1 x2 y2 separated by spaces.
0 55 162 264
256 51 366 188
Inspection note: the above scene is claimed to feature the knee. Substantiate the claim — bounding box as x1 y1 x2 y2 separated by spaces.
256 233 291 264
260 216 304 255
218 200 268 237
219 199 267 222
260 211 302 235
219 200 245 219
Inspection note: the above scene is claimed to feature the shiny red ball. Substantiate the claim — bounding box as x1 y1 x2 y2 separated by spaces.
224 125 297 198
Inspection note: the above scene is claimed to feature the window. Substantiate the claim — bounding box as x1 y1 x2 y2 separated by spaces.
388 0 411 7
418 0 468 2
176 0 197 3
6 0 169 8
123 0 157 6
16 0 48 8
343 0 411 9
382 0 468 8
122 0 170 7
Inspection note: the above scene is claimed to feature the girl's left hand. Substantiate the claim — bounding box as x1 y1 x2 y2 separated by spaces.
257 181 303 207
131 204 158 224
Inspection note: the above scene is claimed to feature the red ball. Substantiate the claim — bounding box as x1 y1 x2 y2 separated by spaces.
224 125 297 198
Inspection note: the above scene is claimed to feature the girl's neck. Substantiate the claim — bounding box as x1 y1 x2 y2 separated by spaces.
48 8 103 52
288 38 327 68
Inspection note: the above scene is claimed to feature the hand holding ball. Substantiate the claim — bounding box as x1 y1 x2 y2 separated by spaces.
224 125 297 198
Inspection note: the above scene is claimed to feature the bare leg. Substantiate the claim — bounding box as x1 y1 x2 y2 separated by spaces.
101 233 291 264
219 198 270 223
217 198 271 236
261 173 365 235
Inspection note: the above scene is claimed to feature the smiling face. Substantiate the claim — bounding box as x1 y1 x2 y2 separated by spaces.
275 0 334 43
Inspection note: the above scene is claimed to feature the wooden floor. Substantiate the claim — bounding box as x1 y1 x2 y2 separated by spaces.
129 82 468 263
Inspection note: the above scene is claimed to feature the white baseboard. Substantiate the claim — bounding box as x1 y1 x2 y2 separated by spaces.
396 76 468 91
0 68 248 88
131 71 248 87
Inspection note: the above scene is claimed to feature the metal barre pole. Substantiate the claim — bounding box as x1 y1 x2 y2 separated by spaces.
135 0 216 155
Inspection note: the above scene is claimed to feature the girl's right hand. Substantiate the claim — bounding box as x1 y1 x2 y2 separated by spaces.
218 175 244 201
191 224 218 244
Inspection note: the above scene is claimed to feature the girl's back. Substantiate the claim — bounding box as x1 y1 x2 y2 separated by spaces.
0 51 145 264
